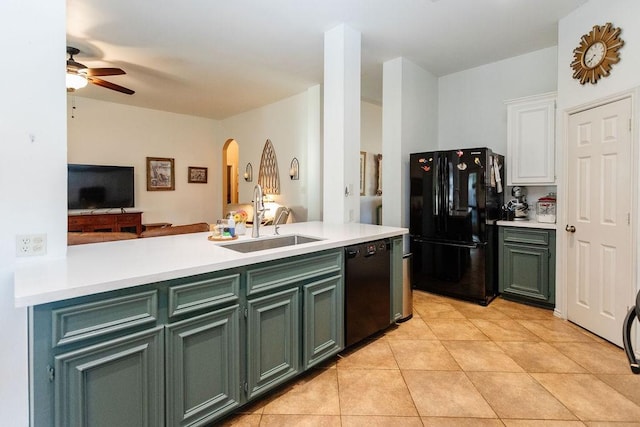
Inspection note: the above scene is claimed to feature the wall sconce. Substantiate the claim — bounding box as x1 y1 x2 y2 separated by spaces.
289 157 299 180
244 163 253 182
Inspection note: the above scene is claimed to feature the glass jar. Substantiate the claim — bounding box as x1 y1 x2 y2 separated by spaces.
536 194 556 223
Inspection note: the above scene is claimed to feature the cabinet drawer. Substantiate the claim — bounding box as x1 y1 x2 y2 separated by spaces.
116 213 141 224
502 228 550 245
52 290 158 347
168 273 240 318
68 216 112 227
67 217 83 226
246 250 343 296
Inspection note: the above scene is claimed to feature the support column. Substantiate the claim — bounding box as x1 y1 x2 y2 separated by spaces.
382 57 438 249
323 24 361 224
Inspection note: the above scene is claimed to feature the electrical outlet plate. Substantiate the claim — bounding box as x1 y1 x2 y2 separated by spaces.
16 234 47 257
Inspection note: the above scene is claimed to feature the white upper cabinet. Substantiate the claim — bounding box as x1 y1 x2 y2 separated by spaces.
505 92 556 185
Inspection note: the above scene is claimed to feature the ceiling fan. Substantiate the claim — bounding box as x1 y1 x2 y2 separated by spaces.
66 46 135 95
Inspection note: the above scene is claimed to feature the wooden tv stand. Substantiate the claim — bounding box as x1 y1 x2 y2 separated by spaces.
68 212 143 235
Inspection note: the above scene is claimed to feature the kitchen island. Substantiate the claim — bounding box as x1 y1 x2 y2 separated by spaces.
15 221 407 307
16 221 407 427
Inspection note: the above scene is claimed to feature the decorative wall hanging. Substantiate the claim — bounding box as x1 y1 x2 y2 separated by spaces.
359 151 366 196
375 154 383 196
188 166 208 183
289 157 299 180
258 139 280 194
244 163 253 182
147 157 175 191
571 22 624 85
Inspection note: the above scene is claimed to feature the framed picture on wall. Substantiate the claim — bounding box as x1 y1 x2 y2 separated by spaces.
188 166 208 183
375 154 382 196
147 157 175 191
359 151 366 196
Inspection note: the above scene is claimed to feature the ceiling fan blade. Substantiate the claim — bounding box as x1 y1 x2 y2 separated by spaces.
88 77 135 95
85 67 126 77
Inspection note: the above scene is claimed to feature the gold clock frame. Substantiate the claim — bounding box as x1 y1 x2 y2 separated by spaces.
571 22 624 85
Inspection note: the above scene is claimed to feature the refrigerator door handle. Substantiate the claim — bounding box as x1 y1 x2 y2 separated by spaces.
444 155 450 214
437 155 446 231
434 154 441 217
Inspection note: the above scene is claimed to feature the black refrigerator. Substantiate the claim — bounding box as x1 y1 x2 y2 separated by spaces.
409 148 504 305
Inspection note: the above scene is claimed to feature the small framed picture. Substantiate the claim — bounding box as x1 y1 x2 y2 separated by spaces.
188 166 208 184
147 157 175 191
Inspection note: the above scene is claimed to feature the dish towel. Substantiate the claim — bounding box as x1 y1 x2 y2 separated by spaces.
493 157 503 193
490 156 496 188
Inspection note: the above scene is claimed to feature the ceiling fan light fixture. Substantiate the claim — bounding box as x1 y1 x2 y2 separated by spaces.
66 72 88 91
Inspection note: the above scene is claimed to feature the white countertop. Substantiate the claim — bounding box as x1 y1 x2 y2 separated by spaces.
496 220 557 230
14 221 407 307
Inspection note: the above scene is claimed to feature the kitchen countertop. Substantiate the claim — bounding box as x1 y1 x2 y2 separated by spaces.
14 221 407 307
496 220 557 230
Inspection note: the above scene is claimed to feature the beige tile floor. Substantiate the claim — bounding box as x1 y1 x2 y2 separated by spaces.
221 291 640 426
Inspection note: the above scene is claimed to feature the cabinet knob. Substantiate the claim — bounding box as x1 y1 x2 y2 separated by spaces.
565 225 576 233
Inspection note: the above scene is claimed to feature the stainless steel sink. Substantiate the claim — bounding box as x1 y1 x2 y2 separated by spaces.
220 234 323 253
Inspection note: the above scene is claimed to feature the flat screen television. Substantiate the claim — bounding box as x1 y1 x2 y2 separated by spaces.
68 164 135 210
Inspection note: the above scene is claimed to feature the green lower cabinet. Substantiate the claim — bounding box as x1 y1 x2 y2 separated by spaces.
499 227 556 308
303 275 343 369
54 326 165 427
246 287 300 400
165 305 241 426
33 249 348 426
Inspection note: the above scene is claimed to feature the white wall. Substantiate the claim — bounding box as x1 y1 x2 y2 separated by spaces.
360 101 382 224
221 90 319 222
68 97 225 224
0 0 66 424
438 46 558 155
557 0 640 111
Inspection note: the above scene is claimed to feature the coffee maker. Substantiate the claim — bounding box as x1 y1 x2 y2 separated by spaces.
507 186 529 220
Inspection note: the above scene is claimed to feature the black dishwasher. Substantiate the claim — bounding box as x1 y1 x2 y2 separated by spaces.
344 239 391 347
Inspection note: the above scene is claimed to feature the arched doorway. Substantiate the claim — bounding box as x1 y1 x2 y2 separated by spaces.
222 139 239 207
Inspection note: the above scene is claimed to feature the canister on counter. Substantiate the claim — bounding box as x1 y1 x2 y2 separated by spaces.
536 193 556 223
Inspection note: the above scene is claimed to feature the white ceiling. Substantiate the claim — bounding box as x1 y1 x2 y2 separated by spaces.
66 0 587 120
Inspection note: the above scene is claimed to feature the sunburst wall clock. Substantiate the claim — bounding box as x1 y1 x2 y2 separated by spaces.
571 22 624 85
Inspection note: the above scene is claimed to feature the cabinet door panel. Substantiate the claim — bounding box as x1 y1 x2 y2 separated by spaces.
247 287 299 399
166 305 240 426
506 93 556 185
55 326 164 427
502 243 549 301
303 275 343 369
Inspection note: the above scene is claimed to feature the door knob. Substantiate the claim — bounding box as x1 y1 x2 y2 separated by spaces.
565 225 576 233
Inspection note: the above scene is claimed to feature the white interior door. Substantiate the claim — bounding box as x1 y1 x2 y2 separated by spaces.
566 97 633 347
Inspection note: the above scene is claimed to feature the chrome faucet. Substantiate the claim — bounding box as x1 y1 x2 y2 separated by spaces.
252 184 265 238
274 207 290 235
